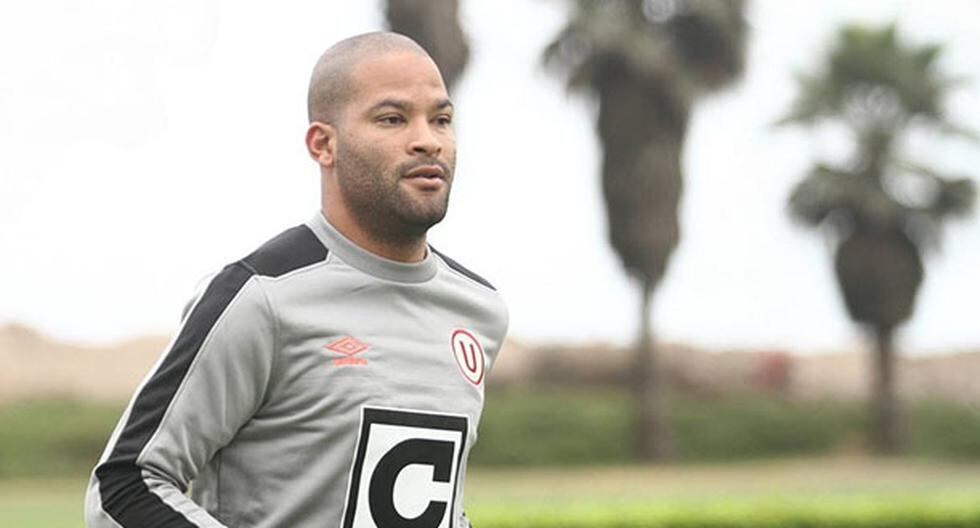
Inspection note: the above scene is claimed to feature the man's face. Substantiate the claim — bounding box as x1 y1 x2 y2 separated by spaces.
333 51 456 240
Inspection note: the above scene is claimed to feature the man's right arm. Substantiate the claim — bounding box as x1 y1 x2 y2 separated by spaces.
85 262 276 527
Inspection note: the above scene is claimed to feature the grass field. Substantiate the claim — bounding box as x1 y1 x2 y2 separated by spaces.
4 394 979 526
6 456 980 527
465 455 980 522
0 478 83 528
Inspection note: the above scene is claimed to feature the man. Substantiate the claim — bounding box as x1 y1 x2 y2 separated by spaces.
85 32 508 528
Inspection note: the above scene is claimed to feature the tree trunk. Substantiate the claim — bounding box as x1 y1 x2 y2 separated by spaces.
384 0 469 92
632 280 672 461
870 324 902 453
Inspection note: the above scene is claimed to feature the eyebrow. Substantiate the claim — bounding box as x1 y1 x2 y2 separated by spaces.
367 97 455 114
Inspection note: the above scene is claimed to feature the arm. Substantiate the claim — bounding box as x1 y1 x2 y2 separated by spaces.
86 262 276 527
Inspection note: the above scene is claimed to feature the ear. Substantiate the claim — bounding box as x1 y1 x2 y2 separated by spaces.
305 121 337 168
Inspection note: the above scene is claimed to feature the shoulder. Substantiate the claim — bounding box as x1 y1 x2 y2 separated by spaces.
429 246 498 292
184 224 328 314
178 223 332 326
429 248 509 361
238 224 329 278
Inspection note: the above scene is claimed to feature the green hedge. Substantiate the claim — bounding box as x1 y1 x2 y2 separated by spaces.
0 399 123 478
469 497 980 528
908 400 980 458
668 394 864 460
1 391 978 478
472 387 980 465
472 388 865 465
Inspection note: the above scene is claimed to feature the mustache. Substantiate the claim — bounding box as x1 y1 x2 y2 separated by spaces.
398 158 451 178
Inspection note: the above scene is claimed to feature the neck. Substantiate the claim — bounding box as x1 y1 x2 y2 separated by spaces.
321 207 428 263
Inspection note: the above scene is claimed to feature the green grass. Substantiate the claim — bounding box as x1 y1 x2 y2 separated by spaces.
6 458 980 528
469 498 980 528
4 389 977 526
0 478 85 528
464 458 980 527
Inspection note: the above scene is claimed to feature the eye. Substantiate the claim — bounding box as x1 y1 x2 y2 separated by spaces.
434 114 453 126
377 114 405 125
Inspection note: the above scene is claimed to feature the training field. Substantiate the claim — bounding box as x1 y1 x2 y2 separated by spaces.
4 456 980 527
466 456 980 525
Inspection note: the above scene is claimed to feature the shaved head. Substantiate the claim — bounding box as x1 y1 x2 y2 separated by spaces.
307 32 432 124
304 31 456 263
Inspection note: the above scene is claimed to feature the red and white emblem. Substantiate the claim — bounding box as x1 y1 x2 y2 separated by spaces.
451 329 485 385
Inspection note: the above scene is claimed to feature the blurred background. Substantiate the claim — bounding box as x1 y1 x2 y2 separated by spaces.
1 0 979 526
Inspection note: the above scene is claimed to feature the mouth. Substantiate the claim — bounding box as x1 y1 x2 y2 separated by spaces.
403 165 446 181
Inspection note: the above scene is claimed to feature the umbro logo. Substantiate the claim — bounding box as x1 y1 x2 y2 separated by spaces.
326 336 370 366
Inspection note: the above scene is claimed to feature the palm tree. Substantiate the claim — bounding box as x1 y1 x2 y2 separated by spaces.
779 24 976 453
384 0 470 92
544 0 747 460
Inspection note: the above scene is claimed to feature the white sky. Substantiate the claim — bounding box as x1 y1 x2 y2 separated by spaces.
1 0 977 354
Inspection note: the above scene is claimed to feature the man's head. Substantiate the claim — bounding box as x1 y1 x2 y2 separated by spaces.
305 32 456 254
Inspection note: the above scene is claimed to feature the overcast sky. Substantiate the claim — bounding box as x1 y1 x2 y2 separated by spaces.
1 0 978 354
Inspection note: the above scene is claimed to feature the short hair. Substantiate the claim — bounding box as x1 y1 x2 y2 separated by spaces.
307 32 430 124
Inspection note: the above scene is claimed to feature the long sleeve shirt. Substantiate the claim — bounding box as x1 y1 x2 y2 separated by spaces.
85 211 508 528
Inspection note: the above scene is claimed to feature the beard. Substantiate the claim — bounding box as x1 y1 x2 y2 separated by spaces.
334 136 455 243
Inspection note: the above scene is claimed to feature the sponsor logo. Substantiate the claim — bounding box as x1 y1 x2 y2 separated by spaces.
342 407 468 528
327 336 370 366
450 329 485 386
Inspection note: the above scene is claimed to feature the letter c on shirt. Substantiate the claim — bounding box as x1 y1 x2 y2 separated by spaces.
343 407 468 528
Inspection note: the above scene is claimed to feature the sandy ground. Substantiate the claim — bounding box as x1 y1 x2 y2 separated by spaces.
0 323 170 402
2 323 979 404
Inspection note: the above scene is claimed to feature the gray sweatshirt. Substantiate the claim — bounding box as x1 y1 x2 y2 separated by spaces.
85 212 509 528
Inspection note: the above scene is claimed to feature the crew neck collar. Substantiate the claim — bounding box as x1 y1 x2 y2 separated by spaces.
306 211 437 284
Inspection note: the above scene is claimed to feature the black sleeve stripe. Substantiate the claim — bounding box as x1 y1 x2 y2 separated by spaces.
94 224 329 526
96 262 253 527
241 225 328 278
430 247 497 291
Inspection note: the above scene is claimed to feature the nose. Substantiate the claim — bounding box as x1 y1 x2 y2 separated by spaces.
407 120 442 157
